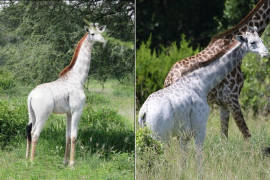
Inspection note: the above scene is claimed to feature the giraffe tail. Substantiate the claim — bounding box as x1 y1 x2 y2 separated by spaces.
262 147 270 156
138 106 147 127
26 95 34 142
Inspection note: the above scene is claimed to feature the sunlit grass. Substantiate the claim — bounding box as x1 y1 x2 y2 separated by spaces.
0 78 134 180
86 78 134 124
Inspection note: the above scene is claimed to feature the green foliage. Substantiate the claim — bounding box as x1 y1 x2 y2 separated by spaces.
86 92 110 105
79 106 134 154
91 37 135 85
0 70 15 91
136 127 163 156
136 0 226 49
217 0 256 31
0 100 28 149
0 1 134 85
136 127 164 171
136 35 199 107
240 26 270 115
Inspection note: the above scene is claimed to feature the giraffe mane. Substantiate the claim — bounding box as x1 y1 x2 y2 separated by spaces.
180 40 239 77
210 0 266 43
164 39 239 88
59 33 88 77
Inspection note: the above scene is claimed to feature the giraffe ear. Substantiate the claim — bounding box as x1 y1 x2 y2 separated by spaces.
235 35 247 43
98 25 106 33
84 26 89 32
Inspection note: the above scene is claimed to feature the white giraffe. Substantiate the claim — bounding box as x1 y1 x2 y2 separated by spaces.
25 23 106 167
138 29 268 169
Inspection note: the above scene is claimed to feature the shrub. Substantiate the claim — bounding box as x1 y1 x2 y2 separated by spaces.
0 100 28 149
240 26 270 115
136 127 163 157
136 35 199 108
0 70 16 91
79 106 134 155
86 92 110 105
91 37 134 86
136 127 164 170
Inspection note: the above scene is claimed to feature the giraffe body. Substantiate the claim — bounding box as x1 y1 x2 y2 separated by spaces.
164 0 270 139
25 24 106 166
139 31 268 168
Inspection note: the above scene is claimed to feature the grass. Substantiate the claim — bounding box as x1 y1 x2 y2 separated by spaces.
136 108 270 180
0 78 134 180
0 145 133 180
85 78 134 124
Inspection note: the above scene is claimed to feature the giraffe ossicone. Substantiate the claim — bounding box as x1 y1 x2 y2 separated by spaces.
138 30 268 170
25 23 106 167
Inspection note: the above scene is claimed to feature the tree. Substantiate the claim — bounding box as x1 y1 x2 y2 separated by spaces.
217 0 257 31
0 0 134 85
136 0 226 50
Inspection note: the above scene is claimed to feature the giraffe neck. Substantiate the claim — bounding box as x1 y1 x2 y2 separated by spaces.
244 0 270 35
183 41 246 95
66 35 92 85
213 0 270 41
229 0 270 36
165 1 270 87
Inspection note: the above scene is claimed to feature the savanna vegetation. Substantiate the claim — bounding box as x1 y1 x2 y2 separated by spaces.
136 0 270 179
0 1 134 179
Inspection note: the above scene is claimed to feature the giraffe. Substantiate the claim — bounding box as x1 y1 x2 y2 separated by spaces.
164 0 270 139
138 30 268 170
25 23 106 167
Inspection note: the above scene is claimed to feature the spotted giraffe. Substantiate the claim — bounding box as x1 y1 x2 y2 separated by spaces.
139 31 268 170
164 0 270 139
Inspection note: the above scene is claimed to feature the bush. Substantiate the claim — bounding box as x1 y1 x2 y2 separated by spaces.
136 127 163 170
240 25 270 115
86 92 110 105
0 70 16 91
136 35 199 108
79 106 134 155
136 127 163 156
0 100 28 149
91 37 134 86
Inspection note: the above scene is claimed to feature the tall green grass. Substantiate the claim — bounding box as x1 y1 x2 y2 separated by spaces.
136 109 270 180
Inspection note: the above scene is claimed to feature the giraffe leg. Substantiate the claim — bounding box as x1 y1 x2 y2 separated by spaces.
30 114 49 162
229 101 251 139
194 130 205 179
178 135 191 168
30 140 37 162
220 105 230 139
190 102 209 177
64 113 72 166
69 110 83 167
70 137 76 167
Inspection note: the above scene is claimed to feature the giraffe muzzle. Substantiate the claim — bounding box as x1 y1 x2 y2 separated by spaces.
261 51 269 58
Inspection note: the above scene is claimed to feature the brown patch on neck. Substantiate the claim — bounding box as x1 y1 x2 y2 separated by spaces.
164 39 239 87
210 0 266 43
181 40 239 76
59 33 88 77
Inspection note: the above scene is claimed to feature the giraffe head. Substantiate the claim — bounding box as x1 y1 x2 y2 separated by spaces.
84 23 107 46
235 26 269 58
